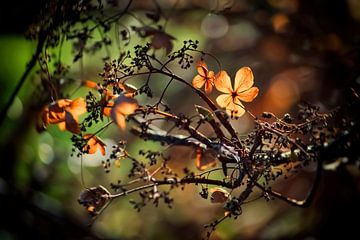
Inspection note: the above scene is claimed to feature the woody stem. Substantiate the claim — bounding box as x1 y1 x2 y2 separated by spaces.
153 68 240 146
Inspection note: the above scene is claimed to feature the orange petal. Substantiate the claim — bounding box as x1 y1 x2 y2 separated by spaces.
208 70 215 79
216 94 232 108
237 87 259 102
82 80 98 89
46 101 67 123
111 95 137 129
226 99 245 118
47 110 65 124
114 113 126 129
65 111 81 134
234 67 254 92
55 99 72 108
113 95 138 115
103 101 114 117
67 98 87 117
192 75 205 89
196 60 208 77
103 89 115 101
83 134 97 154
195 148 217 171
99 142 106 156
214 71 233 93
42 106 58 125
83 134 106 155
118 82 137 97
204 80 213 94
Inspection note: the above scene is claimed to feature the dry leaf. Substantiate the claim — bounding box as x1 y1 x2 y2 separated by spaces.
41 98 86 134
110 94 138 129
83 134 106 156
65 97 87 118
64 111 81 134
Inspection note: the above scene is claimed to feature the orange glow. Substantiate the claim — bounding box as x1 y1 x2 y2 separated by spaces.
192 60 215 94
214 67 259 117
271 13 289 33
83 134 106 156
42 98 87 134
110 95 138 129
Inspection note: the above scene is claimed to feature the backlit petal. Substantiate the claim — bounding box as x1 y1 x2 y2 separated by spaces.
47 102 67 123
103 89 115 101
82 80 98 89
83 134 97 154
55 99 72 108
103 101 114 117
208 70 215 79
115 114 126 129
234 67 254 92
192 75 205 89
226 99 245 118
111 95 138 129
67 97 87 117
114 96 138 115
237 87 259 102
214 71 233 93
44 105 65 124
83 134 106 156
197 60 208 77
216 94 232 108
204 80 213 94
118 82 137 97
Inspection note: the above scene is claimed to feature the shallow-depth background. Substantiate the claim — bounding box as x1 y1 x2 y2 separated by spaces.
0 0 360 239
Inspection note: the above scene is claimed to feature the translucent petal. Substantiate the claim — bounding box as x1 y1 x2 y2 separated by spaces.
214 71 233 93
237 87 259 102
225 99 245 118
192 75 205 89
204 80 213 94
216 94 232 108
234 67 254 92
196 60 208 77
113 95 138 115
67 97 87 117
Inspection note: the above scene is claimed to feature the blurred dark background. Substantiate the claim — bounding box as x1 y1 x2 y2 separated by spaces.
0 0 359 239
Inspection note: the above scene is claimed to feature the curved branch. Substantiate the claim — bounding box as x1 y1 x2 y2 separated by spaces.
109 176 239 199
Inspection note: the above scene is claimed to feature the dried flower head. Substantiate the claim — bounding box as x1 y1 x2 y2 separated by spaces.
215 67 259 118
